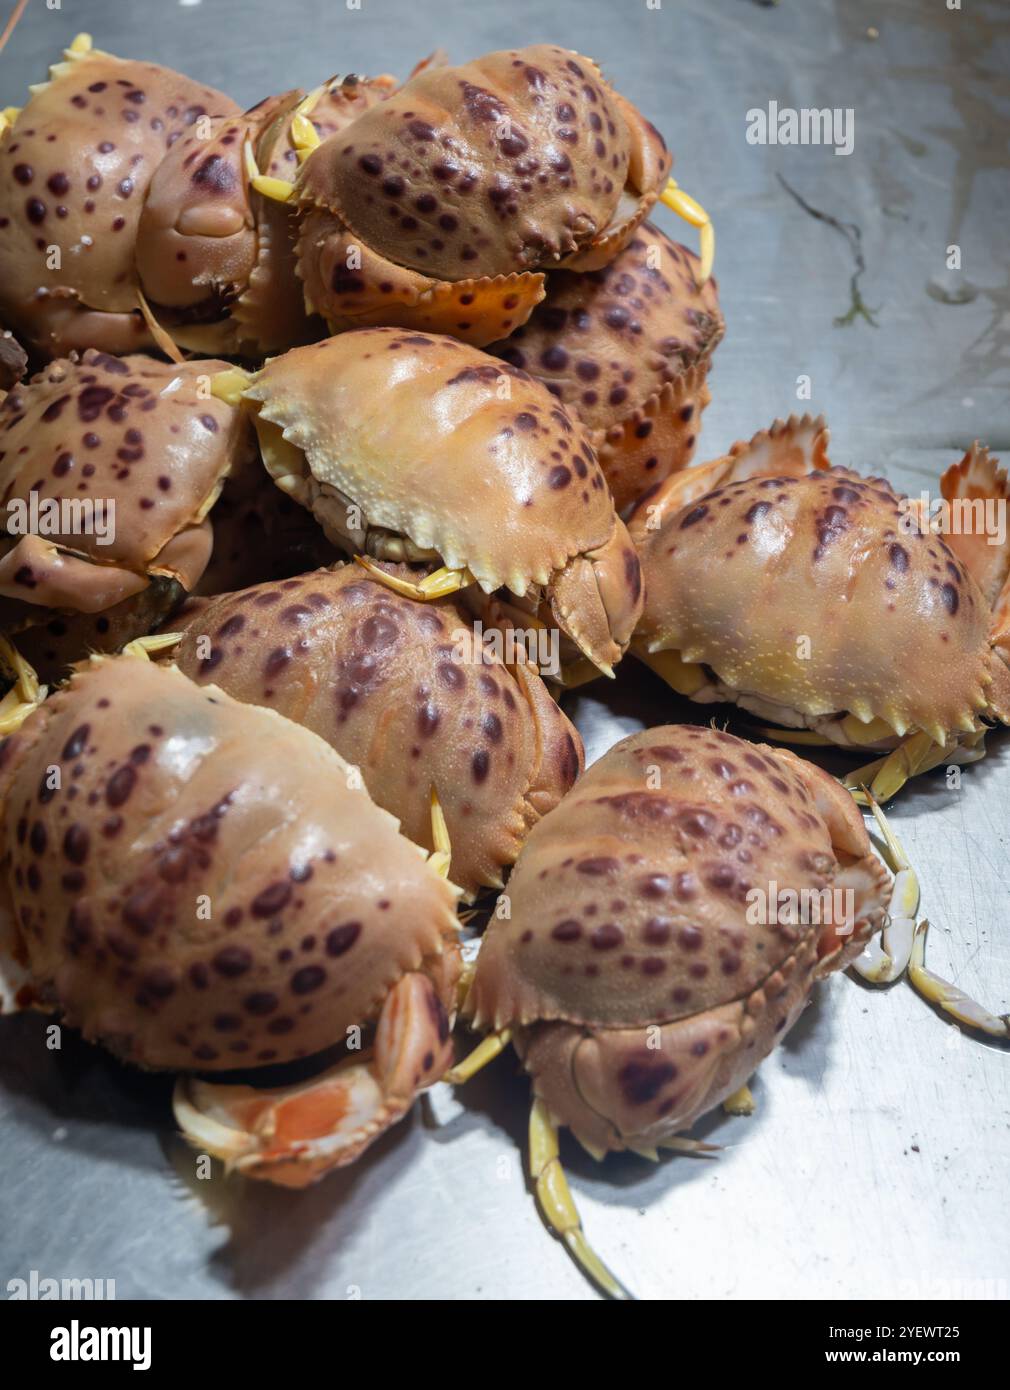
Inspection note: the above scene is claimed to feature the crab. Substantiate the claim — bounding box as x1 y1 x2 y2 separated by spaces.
0 349 256 680
449 723 895 1297
255 44 710 347
0 33 240 359
163 560 584 899
489 222 724 513
627 417 1010 799
214 327 645 679
0 646 462 1185
135 72 399 358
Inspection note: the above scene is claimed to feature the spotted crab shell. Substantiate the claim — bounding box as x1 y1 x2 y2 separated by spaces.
293 45 670 344
233 73 399 352
166 563 583 898
629 423 1000 745
0 351 253 642
0 655 460 1071
467 724 889 1153
245 328 644 674
0 41 239 357
135 74 400 356
490 224 723 512
135 95 298 350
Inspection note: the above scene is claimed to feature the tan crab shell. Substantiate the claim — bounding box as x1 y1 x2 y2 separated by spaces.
135 94 297 353
244 328 644 675
0 351 254 663
0 655 460 1072
135 74 399 355
628 417 1010 748
467 725 889 1154
489 224 723 513
166 563 583 897
293 45 671 346
0 41 239 358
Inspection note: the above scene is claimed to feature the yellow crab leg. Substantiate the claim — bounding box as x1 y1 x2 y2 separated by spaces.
135 286 184 365
529 1099 632 1300
121 632 184 661
354 555 474 601
443 1028 512 1084
659 1136 721 1155
242 128 297 201
851 791 920 984
660 178 714 285
723 1083 756 1116
290 111 321 162
210 366 253 407
426 786 452 880
0 636 45 734
843 730 944 803
908 920 1009 1038
253 173 296 202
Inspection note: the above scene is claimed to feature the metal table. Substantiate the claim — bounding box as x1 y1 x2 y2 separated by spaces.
1 0 1007 1301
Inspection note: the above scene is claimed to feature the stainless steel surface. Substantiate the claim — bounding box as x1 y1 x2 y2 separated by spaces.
1 0 1008 1301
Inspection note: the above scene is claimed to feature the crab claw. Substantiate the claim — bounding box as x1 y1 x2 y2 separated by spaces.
547 523 643 679
173 971 452 1187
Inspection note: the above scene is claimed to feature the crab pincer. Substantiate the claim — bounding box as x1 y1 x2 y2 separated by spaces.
165 561 584 899
450 724 894 1297
627 417 1010 797
214 327 644 680
0 350 256 680
268 45 697 345
0 650 461 1184
490 222 724 512
0 34 239 358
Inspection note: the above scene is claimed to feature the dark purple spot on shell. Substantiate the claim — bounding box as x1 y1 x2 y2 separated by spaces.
291 965 326 995
326 921 362 956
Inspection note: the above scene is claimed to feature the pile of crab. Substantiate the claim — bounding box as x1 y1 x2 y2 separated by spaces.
0 33 1006 1301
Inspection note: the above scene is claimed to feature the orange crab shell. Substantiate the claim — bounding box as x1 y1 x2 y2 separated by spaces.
244 328 644 675
490 223 723 512
292 45 671 345
629 418 1006 745
166 563 584 898
467 725 889 1154
0 41 239 358
0 655 461 1072
0 351 254 654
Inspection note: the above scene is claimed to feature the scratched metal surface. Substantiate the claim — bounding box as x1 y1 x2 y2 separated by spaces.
1 0 1008 1301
